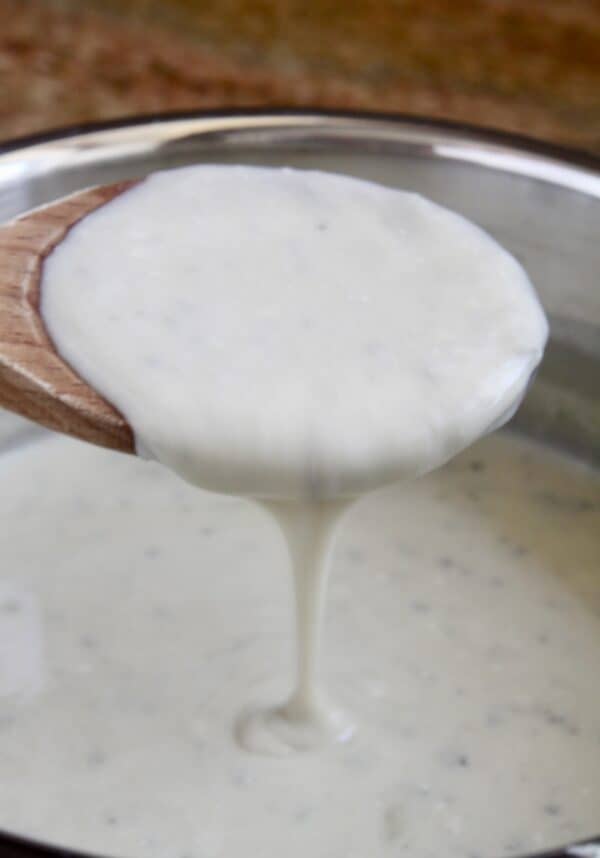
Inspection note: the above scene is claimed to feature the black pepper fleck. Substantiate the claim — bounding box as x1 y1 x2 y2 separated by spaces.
469 460 485 472
512 544 529 557
87 749 107 767
144 546 161 559
440 749 470 768
345 546 365 566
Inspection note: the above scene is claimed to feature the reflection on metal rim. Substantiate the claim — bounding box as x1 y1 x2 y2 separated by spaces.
0 109 598 196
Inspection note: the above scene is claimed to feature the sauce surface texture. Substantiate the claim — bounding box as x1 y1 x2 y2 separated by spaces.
41 166 547 498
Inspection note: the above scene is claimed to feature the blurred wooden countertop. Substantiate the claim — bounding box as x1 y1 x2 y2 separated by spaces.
1 0 600 152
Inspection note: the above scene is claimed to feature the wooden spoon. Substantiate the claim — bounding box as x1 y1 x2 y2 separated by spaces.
0 181 138 453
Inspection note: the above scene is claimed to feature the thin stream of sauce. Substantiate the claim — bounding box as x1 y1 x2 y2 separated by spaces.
238 500 354 753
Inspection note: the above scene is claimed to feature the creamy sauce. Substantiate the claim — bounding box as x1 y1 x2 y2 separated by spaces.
39 166 548 750
41 166 547 499
237 499 356 754
0 421 598 858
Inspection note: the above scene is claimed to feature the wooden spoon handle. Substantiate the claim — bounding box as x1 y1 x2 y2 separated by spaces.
0 182 137 453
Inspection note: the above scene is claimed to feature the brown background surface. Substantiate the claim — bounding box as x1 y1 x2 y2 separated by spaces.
2 0 600 151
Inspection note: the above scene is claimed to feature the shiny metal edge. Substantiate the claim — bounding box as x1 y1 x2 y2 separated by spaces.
0 109 599 197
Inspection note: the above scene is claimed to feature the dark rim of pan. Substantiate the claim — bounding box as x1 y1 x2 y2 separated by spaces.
0 107 597 858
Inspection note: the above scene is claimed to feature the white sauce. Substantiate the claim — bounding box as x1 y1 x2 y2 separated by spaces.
41 166 547 498
0 422 598 858
39 166 548 750
8 165 569 854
